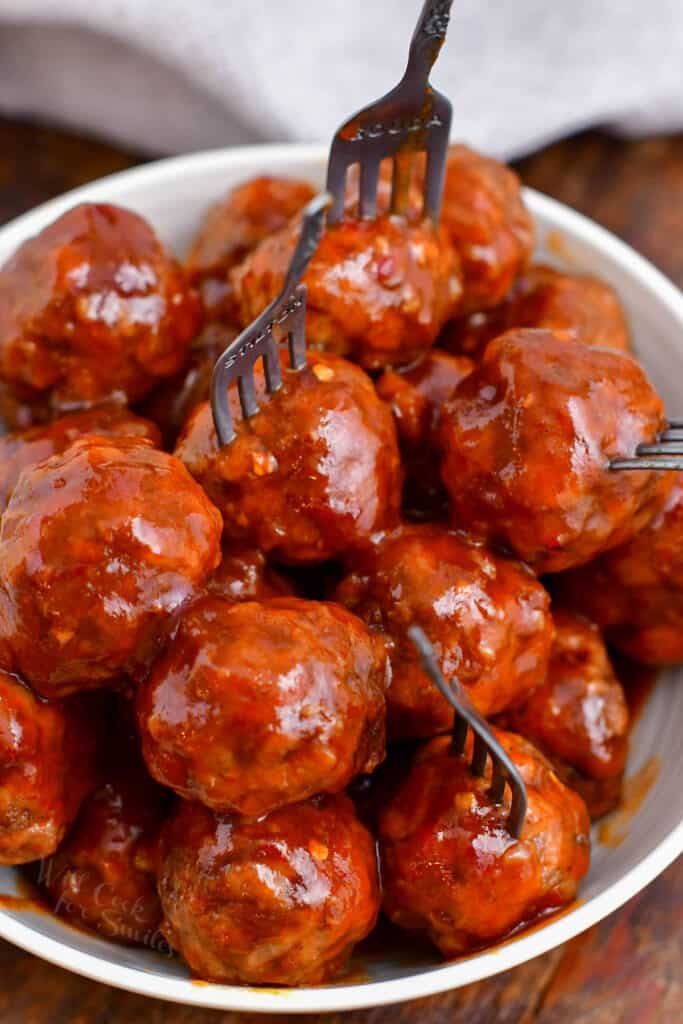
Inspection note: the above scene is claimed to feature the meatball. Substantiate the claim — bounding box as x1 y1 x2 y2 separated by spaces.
175 350 402 564
206 544 296 602
43 747 167 946
557 472 683 664
0 436 222 696
231 211 462 371
0 404 160 513
186 176 315 321
379 729 591 956
376 349 474 519
442 265 631 359
157 794 380 985
141 322 237 447
0 672 100 864
0 203 201 412
334 524 553 738
438 329 671 573
441 145 534 314
502 609 629 818
137 596 387 816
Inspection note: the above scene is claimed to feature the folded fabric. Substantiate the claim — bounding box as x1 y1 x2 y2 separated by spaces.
0 0 681 157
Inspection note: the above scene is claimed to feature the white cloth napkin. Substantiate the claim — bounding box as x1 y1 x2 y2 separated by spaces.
0 0 681 158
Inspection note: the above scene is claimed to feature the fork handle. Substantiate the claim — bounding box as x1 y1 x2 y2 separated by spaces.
280 192 332 298
405 0 454 86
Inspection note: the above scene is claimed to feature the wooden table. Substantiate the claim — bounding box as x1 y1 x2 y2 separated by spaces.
0 118 682 1024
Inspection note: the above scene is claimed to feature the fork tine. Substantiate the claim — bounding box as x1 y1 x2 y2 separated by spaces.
666 419 683 430
451 714 469 756
638 441 683 455
237 370 259 420
408 625 529 838
326 151 348 223
489 764 507 804
211 357 235 445
287 285 308 371
509 787 528 840
262 337 282 393
359 158 382 219
471 733 488 777
424 98 452 219
611 457 683 470
391 150 414 217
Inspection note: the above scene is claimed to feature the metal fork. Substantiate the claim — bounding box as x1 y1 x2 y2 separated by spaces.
210 192 331 445
611 419 683 471
326 0 454 224
408 626 528 838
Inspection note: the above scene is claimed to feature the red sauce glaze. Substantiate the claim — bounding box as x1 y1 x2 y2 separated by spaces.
175 350 403 565
441 264 631 360
501 608 629 819
42 746 168 947
231 211 462 371
0 404 160 513
0 436 222 696
0 203 201 411
157 794 381 986
557 472 683 663
0 672 101 864
137 595 388 816
186 176 315 322
205 544 296 603
376 349 474 519
140 322 237 448
437 329 671 574
379 730 591 957
334 523 553 738
440 145 534 314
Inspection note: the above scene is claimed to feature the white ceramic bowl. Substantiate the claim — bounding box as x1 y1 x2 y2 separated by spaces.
0 144 682 1014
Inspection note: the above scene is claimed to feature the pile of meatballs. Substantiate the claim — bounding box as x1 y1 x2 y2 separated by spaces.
0 145 679 987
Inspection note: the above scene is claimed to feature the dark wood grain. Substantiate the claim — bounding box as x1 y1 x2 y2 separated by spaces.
0 116 681 1023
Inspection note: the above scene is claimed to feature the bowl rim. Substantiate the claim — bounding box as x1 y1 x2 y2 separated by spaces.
0 142 682 1013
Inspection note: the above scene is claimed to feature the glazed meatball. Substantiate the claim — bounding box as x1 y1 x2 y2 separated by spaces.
442 265 631 359
186 176 315 321
438 329 670 573
334 524 553 738
376 349 474 518
206 544 296 602
0 436 222 696
175 350 402 564
0 203 201 412
557 472 683 664
0 672 100 864
137 596 388 815
157 794 380 985
141 322 237 447
379 730 591 956
441 145 534 314
502 609 629 818
0 404 160 513
43 748 167 946
231 210 462 371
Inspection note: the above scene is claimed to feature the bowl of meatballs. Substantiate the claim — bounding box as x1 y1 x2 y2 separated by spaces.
0 142 682 1013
